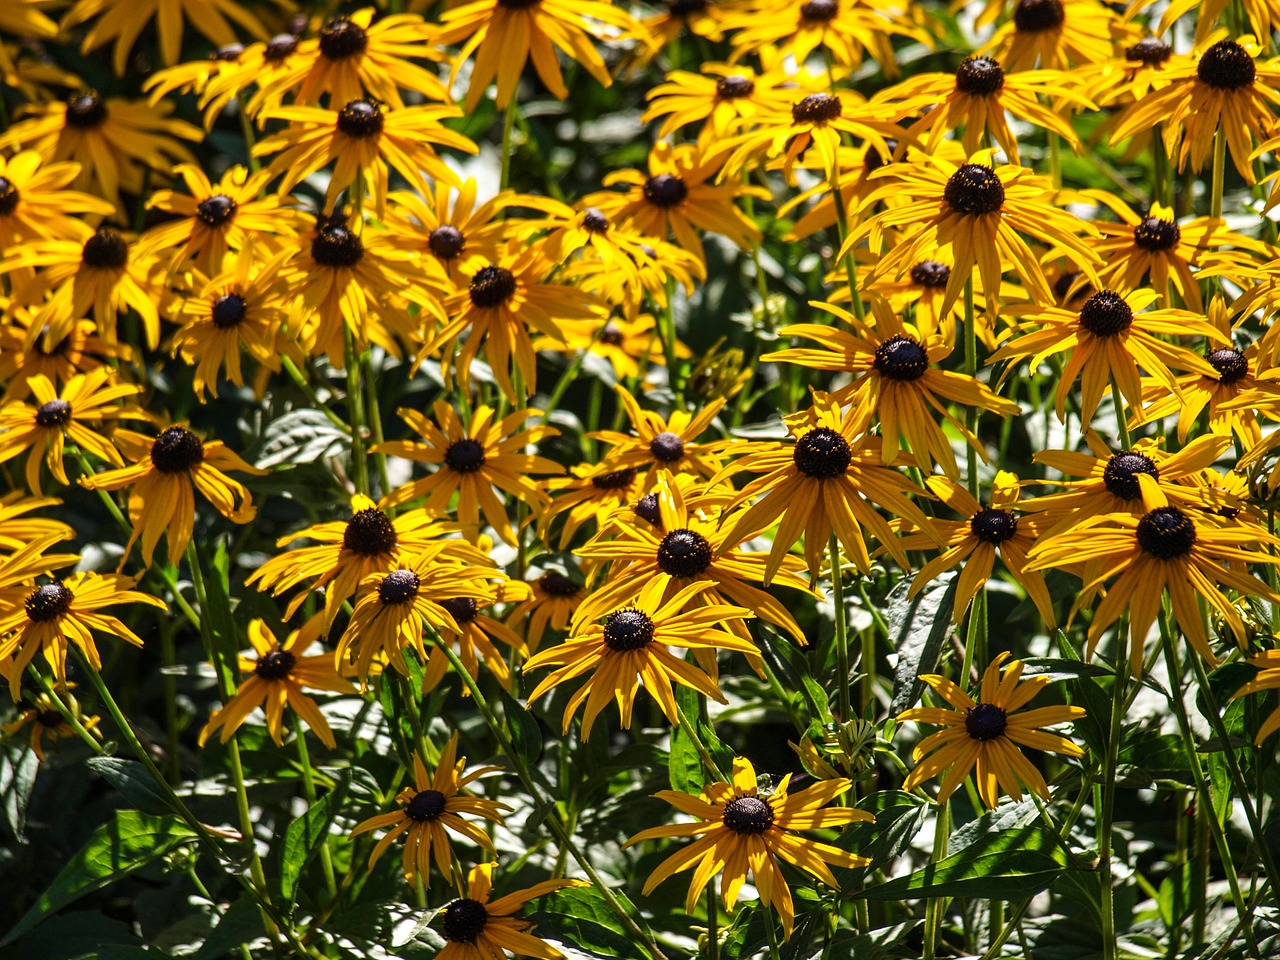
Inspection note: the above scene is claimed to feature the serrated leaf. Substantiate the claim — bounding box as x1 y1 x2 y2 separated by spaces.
256 409 349 469
533 888 635 957
85 758 174 816
279 774 349 903
888 572 958 716
3 811 198 944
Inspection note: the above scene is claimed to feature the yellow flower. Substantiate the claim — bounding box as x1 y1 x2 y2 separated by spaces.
503 569 583 655
0 151 114 252
0 312 123 403
0 495 75 552
641 62 797 142
625 755 872 938
198 618 357 749
2 688 101 761
591 386 731 484
384 181 525 288
532 314 687 382
980 0 1121 71
421 581 533 694
898 652 1085 808
350 732 509 886
1231 649 1280 745
433 862 584 960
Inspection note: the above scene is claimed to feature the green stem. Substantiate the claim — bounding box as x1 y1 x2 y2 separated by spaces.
923 802 950 960
672 699 728 781
963 276 979 496
237 96 261 174
281 357 351 432
29 667 102 752
829 160 865 321
499 102 518 192
344 326 370 496
1099 624 1130 960
1111 380 1132 451
1048 133 1062 189
829 534 853 722
705 884 719 960
293 715 338 898
363 351 391 500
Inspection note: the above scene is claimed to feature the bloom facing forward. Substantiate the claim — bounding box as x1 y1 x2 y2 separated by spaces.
899 652 1085 809
433 862 585 960
625 755 872 938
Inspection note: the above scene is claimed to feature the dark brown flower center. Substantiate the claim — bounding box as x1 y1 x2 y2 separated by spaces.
405 788 447 822
965 702 1007 739
255 649 296 680
1078 291 1133 337
582 208 610 233
591 466 636 490
213 43 244 61
792 92 842 124
1207 348 1248 385
1053 270 1092 305
1102 452 1159 500
657 528 714 578
863 139 896 173
318 17 368 60
668 0 708 13
634 492 662 525
196 194 237 228
598 322 624 345
469 265 516 308
36 710 63 728
497 0 541 7
643 174 687 208
444 438 486 473
722 795 774 834
539 571 581 597
874 334 929 381
343 507 397 556
1198 39 1256 90
970 508 1018 544
1132 216 1180 251
1013 0 1064 33
25 583 73 623
716 75 755 99
211 293 248 329
65 90 107 128
82 229 128 269
944 164 1004 216
428 225 465 260
336 98 384 139
910 260 951 288
955 56 1005 96
794 427 851 479
379 568 420 605
1136 505 1197 558
151 426 205 473
0 177 19 216
603 607 655 652
440 596 480 625
800 0 838 22
35 399 72 427
265 33 299 60
441 899 489 943
311 223 364 268
1126 38 1171 65
650 431 685 462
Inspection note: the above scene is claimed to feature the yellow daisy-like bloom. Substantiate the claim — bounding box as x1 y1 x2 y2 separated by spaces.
1231 649 1280 745
185 32 305 125
1028 476 1280 671
0 313 123 403
586 141 767 262
168 245 304 401
251 9 449 110
435 0 643 113
2 689 101 761
858 150 1101 323
533 314 687 382
420 581 532 694
899 652 1085 809
60 0 271 74
140 164 300 277
384 182 524 289
335 554 498 686
2 227 161 350
540 463 647 550
351 732 509 886
641 62 796 142
0 0 58 39
558 234 706 322
433 862 584 960
422 247 605 403
198 618 358 750
0 569 165 699
902 471 1055 626
980 0 1120 71
374 401 562 547
0 496 75 551
524 577 755 739
0 152 114 252
0 89 200 212
591 387 731 484
766 300 1019 478
254 98 477 217
247 496 474 627
625 755 872 939
80 426 264 567
1111 36 1280 184
716 392 938 583
504 569 583 655
1130 0 1280 47
874 55 1091 165
989 287 1223 425
0 369 142 495
636 0 731 64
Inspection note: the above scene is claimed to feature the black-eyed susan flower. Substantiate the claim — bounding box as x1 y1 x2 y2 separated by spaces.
625 755 872 938
0 369 143 494
524 577 755 739
765 299 1019 478
540 463 646 550
350 732 509 886
254 98 477 217
335 555 499 686
435 0 643 112
0 313 125 404
591 386 730 483
384 182 523 288
0 151 114 252
980 0 1121 71
1028 477 1280 670
2 688 101 760
0 90 200 212
80 426 263 567
1111 36 1280 184
373 401 562 547
198 617 357 750
637 0 730 63
641 63 795 142
990 288 1223 425
533 314 686 383
422 581 533 694
0 569 165 698
898 652 1086 808
1231 650 1280 745
504 570 583 655
187 31 305 124
432 862 584 960
716 392 938 583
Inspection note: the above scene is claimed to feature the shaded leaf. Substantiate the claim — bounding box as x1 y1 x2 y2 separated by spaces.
192 897 265 960
888 572 958 716
86 757 174 816
0 743 39 842
279 774 350 904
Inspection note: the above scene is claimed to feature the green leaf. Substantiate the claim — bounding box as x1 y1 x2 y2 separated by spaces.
3 811 198 945
668 721 703 793
839 791 928 881
533 887 636 957
674 684 734 777
85 758 174 816
279 774 349 904
0 742 39 842
499 687 543 764
888 572 957 716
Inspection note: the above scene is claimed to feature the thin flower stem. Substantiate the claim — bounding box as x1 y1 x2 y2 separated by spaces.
362 351 391 500
281 357 351 432
828 533 853 722
397 674 440 767
1099 622 1130 960
1111 380 1132 451
499 101 519 193
964 276 979 497
661 275 682 398
344 326 371 496
922 800 950 960
705 884 719 960
1048 133 1062 189
672 698 728 782
433 636 670 960
29 667 102 752
829 160 865 321
293 714 339 899
236 96 261 174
